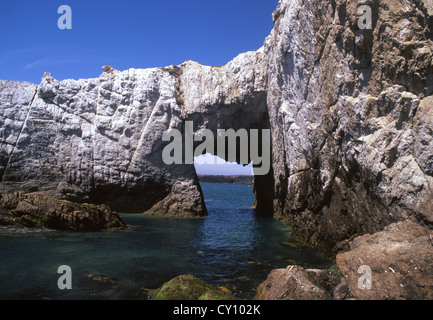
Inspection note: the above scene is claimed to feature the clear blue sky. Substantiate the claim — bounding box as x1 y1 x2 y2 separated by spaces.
0 0 277 175
0 0 278 84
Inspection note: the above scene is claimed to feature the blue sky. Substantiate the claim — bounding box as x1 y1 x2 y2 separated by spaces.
0 0 277 84
0 0 277 175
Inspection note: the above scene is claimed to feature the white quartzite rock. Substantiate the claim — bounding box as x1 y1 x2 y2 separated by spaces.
0 0 432 253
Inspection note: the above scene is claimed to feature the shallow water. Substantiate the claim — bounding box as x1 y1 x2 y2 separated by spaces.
0 182 330 300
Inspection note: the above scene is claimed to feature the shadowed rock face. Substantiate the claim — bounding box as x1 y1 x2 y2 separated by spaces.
0 0 432 255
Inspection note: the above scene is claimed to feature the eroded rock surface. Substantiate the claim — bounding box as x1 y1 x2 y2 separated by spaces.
152 274 237 300
0 192 126 231
0 48 267 218
336 220 433 300
0 0 432 257
265 0 433 257
256 221 433 300
0 69 208 217
255 265 341 300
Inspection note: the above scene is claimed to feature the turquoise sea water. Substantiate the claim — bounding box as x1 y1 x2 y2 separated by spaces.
0 182 330 300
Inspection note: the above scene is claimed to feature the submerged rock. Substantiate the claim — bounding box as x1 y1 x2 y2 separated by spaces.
152 274 236 300
79 274 121 293
86 274 120 286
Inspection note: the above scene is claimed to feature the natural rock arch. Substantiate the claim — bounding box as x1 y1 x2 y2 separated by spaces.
0 49 274 219
1 0 432 259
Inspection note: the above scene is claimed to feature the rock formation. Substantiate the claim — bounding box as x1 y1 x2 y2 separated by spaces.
336 220 433 300
0 0 432 296
0 48 268 218
0 69 210 217
256 220 433 300
255 265 342 300
151 274 237 300
265 0 433 257
0 191 126 231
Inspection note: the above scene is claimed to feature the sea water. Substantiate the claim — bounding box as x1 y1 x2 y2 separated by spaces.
0 182 330 300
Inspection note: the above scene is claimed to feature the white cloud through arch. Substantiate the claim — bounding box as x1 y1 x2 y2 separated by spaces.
194 153 253 176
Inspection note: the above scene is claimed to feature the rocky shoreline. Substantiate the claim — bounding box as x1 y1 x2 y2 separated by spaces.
1 0 432 242
0 0 432 300
1 205 431 300
0 192 126 231
145 220 433 301
256 220 433 300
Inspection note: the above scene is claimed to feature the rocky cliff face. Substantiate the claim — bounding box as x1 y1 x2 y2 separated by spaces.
265 0 433 256
0 49 268 217
0 0 432 257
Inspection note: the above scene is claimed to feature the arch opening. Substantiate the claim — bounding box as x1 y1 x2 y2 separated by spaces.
179 94 275 218
193 151 274 218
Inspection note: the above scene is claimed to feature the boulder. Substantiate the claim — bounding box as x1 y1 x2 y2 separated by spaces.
255 265 342 300
256 221 433 300
152 274 236 300
336 220 433 300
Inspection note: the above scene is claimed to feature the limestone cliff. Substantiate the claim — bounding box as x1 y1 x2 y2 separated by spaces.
0 49 267 218
0 0 432 258
265 0 433 256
